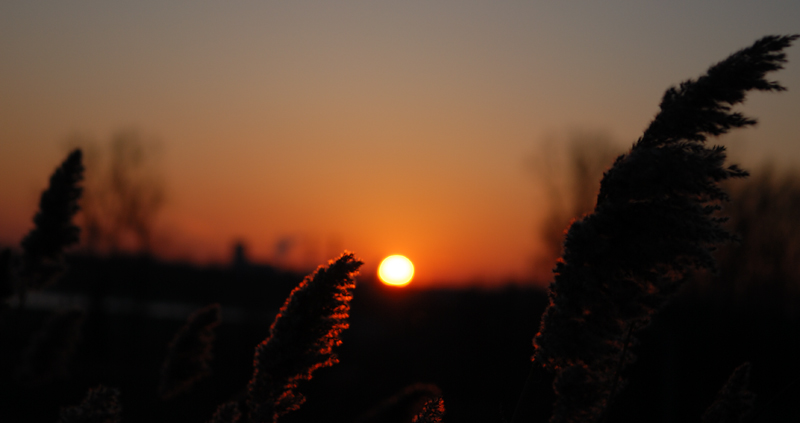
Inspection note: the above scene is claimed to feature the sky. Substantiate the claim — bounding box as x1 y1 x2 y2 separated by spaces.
1 1 798 287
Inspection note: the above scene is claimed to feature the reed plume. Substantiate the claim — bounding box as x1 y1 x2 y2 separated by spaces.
531 35 798 423
20 149 84 292
17 308 85 387
246 251 362 423
58 385 121 423
412 398 445 423
209 402 242 423
159 303 221 399
702 363 754 423
355 383 443 423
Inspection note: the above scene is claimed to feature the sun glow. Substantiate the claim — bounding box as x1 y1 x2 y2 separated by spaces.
378 255 414 287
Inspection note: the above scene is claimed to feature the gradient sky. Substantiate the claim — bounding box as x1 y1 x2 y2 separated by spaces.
1 1 798 287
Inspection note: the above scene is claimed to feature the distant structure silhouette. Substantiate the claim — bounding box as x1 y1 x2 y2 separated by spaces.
232 240 251 269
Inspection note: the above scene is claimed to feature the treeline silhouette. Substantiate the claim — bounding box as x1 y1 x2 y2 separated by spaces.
1 35 800 423
67 129 166 255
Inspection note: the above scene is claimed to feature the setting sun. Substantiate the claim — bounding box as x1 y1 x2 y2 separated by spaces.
378 255 415 287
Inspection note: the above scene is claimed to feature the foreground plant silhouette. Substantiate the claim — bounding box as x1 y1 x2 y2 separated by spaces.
245 252 362 423
159 303 221 400
702 363 755 423
0 150 87 392
354 383 443 423
19 149 84 296
17 308 86 387
58 384 121 423
516 34 798 423
412 398 445 423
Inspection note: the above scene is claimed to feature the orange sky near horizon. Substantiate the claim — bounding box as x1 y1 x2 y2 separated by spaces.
2 2 799 287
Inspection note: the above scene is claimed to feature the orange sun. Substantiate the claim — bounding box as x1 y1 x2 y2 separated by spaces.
378 255 414 287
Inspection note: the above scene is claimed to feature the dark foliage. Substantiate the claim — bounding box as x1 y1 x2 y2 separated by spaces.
532 35 797 423
0 248 14 301
412 397 445 423
641 36 797 144
58 384 121 423
17 308 85 387
247 252 363 423
702 363 754 423
159 303 222 399
21 149 84 291
355 383 442 423
209 402 242 423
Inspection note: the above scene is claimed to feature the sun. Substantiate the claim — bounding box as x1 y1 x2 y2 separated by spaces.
378 255 414 287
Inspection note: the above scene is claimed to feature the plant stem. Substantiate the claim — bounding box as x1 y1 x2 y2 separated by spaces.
510 362 554 423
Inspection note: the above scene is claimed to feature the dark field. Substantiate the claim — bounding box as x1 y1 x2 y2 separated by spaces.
2 254 800 422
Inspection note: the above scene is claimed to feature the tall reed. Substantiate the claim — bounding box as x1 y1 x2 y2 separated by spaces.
21 149 84 293
525 34 797 423
246 252 362 423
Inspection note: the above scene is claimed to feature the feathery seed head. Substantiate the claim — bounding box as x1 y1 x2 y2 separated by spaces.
247 251 362 423
533 35 796 423
21 149 84 290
